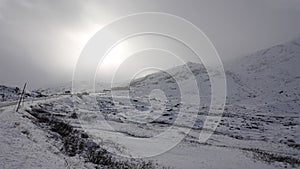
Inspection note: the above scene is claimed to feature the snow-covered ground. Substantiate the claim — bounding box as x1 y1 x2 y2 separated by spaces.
0 97 98 169
0 38 300 169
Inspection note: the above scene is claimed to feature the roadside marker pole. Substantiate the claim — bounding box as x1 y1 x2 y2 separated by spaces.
16 83 27 112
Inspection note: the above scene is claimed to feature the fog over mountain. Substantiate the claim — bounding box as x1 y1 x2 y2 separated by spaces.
1 0 300 88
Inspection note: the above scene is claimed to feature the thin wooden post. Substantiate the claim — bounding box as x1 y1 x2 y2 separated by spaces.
1 86 4 102
16 83 27 112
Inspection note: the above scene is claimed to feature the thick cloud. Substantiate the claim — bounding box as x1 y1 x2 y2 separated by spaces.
0 0 300 89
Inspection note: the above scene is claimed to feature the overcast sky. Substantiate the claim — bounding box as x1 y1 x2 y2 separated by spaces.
1 0 300 89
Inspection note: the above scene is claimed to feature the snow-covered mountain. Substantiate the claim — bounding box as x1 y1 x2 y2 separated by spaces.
119 37 300 116
0 85 21 102
222 38 300 151
34 81 111 96
226 37 300 109
0 85 45 102
125 37 300 110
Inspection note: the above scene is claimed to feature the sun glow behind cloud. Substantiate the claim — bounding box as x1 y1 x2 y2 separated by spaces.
97 41 133 78
65 23 102 52
61 22 105 75
65 23 134 83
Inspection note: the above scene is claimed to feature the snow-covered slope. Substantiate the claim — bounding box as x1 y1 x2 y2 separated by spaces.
123 37 300 125
0 85 21 102
227 38 300 108
0 85 44 102
125 37 300 110
220 38 300 153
